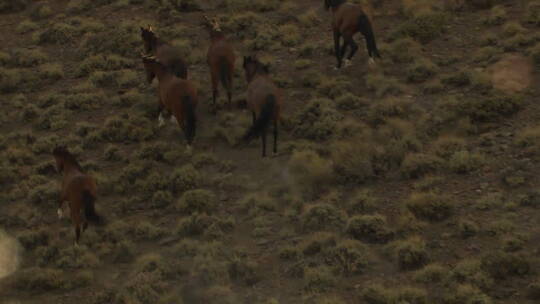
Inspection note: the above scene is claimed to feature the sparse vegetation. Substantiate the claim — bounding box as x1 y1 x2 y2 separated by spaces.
1 1 539 303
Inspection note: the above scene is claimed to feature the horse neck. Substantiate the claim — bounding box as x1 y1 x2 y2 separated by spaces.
210 31 225 42
331 0 346 11
152 64 173 82
153 37 166 48
62 159 82 176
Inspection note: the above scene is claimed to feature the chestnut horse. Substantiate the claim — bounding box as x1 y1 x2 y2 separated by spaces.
141 53 197 148
324 0 381 69
53 146 102 246
140 25 188 79
203 16 236 110
241 56 283 157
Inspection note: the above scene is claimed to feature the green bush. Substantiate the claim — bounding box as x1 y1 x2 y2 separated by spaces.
301 203 347 232
325 240 370 275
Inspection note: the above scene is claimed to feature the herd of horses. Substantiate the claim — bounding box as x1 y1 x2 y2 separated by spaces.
53 0 381 246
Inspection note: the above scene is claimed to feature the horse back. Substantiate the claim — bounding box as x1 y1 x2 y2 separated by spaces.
64 174 96 203
247 77 281 118
335 3 367 34
207 39 235 69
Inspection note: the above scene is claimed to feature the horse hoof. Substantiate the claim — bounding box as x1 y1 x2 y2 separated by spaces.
368 58 376 66
57 208 63 219
344 59 352 68
185 145 193 155
169 116 176 124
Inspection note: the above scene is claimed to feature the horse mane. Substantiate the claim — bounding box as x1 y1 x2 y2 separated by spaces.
327 0 346 9
53 146 83 171
142 54 182 78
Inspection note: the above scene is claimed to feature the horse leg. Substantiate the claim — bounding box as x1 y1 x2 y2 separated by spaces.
347 37 359 61
273 119 278 156
261 128 267 158
252 111 256 125
211 72 219 107
74 224 81 247
333 30 342 69
82 220 88 232
57 192 66 219
157 102 165 127
341 33 353 68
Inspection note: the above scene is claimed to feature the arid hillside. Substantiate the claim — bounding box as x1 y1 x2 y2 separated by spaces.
1 0 540 303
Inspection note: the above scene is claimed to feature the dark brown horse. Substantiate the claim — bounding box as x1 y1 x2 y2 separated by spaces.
140 25 188 79
324 0 381 69
53 146 102 246
240 56 283 157
141 53 197 149
203 16 236 110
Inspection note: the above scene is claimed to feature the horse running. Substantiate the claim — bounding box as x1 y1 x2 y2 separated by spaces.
241 56 283 157
53 146 102 246
140 25 188 79
141 53 197 148
324 0 381 69
203 16 236 110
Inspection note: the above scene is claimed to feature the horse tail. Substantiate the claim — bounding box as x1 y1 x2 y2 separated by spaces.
358 13 380 58
242 95 276 143
82 190 103 225
219 56 231 91
182 95 196 145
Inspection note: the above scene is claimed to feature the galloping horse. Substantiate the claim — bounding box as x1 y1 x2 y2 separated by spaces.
140 25 188 79
324 0 381 69
241 56 283 157
203 15 236 110
141 53 197 148
53 146 102 246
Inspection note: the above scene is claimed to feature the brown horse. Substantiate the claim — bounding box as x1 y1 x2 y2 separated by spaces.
203 16 236 110
240 56 283 157
140 25 188 80
141 53 197 148
53 145 102 246
324 0 381 69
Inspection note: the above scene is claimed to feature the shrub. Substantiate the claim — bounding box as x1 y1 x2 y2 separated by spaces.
406 192 453 221
292 98 343 140
524 0 540 26
301 203 347 232
447 150 485 173
176 189 217 215
406 58 437 83
303 266 336 293
390 237 429 270
483 5 506 25
480 251 530 280
331 141 374 183
400 153 443 179
325 240 370 275
288 149 334 197
459 93 523 122
346 214 394 243
443 284 492 304
170 164 200 194
393 10 448 43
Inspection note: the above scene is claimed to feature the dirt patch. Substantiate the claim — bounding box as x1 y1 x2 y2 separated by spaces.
0 229 22 280
487 54 533 93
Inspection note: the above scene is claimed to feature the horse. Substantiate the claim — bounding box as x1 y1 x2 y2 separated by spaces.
240 56 283 158
141 53 197 149
53 145 103 246
324 0 381 69
140 25 188 80
203 15 236 110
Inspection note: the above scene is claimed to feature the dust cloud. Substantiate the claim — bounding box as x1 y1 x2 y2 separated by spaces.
0 229 22 280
